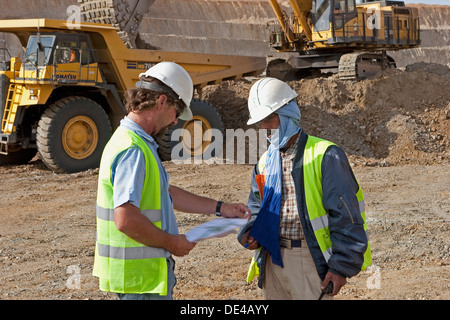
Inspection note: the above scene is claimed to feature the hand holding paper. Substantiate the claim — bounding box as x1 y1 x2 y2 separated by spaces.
185 218 248 243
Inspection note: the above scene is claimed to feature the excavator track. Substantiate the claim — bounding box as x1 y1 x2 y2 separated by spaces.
338 52 396 81
79 0 152 48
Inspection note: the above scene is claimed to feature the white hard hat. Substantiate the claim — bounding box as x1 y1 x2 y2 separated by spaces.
138 61 193 120
247 77 298 125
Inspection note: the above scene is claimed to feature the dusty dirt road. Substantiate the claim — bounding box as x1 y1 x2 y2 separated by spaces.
0 65 449 300
0 159 448 300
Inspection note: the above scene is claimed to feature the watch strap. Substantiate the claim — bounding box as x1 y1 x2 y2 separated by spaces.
215 201 223 216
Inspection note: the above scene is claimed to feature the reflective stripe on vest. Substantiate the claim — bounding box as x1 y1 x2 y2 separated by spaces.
93 127 169 295
303 136 335 262
96 243 167 260
303 135 370 270
247 135 371 282
96 206 162 223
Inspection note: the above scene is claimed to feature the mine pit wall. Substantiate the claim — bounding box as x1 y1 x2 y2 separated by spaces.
388 5 450 68
138 0 274 57
0 1 448 69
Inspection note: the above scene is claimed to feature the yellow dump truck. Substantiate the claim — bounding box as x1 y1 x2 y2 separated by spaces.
0 18 265 172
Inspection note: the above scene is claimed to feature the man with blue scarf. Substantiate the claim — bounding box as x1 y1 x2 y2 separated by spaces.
238 78 370 300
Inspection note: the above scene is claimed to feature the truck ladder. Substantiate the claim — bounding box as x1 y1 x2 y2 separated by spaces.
1 84 23 134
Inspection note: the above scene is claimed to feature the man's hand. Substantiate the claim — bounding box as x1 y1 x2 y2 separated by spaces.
115 202 196 257
167 234 196 257
239 230 259 250
321 271 347 296
220 203 251 220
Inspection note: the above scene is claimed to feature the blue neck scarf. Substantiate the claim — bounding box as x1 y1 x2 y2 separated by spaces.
249 101 301 267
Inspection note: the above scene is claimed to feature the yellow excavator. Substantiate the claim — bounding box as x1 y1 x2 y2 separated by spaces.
266 0 420 80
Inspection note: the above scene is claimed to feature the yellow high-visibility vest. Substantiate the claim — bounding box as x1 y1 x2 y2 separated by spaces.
247 135 371 282
93 127 169 295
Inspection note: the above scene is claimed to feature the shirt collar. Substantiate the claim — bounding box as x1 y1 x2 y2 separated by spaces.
281 132 300 156
120 116 158 147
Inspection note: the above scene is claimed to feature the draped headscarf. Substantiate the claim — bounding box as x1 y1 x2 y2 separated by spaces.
249 100 301 267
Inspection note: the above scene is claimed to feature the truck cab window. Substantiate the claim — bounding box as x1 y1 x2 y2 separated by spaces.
24 35 55 69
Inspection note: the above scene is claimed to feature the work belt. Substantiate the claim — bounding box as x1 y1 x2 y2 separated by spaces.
280 238 302 249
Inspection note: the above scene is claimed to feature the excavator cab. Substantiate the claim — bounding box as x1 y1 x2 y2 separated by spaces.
328 0 357 31
312 0 334 32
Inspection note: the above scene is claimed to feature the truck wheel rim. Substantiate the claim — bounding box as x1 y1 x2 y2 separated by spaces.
62 116 98 159
181 115 212 156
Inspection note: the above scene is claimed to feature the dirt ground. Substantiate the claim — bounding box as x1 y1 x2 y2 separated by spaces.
0 64 449 300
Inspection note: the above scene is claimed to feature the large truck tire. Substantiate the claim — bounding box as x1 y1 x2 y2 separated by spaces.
156 99 224 162
79 0 153 48
36 96 112 173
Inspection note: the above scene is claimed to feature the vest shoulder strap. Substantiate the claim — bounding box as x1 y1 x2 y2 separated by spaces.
257 150 268 174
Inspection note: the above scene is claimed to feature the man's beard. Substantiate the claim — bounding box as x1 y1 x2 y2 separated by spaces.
154 123 174 140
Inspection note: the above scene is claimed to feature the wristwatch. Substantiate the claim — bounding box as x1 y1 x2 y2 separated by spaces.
215 201 223 216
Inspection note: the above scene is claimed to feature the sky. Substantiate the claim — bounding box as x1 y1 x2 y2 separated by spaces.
400 0 448 4
356 0 449 4
354 0 449 5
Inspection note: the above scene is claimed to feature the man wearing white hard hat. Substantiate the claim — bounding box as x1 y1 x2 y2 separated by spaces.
93 61 250 300
238 77 371 300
